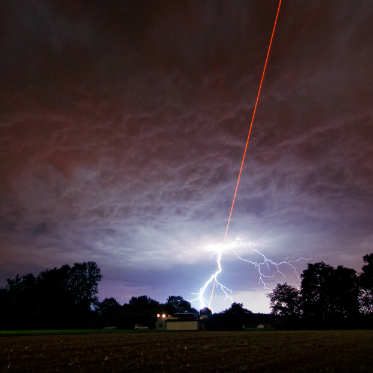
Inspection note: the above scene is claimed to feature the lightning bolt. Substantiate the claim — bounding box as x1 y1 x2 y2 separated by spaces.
190 238 310 311
190 248 233 312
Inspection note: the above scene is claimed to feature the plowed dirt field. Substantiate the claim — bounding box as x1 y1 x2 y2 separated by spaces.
1 330 373 372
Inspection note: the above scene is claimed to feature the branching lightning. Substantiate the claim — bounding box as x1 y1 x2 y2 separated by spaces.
233 238 310 288
191 238 310 311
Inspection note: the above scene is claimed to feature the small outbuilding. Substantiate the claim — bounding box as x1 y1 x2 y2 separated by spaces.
155 313 201 331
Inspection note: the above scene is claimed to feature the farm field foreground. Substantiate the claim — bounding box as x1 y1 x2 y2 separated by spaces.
1 330 373 372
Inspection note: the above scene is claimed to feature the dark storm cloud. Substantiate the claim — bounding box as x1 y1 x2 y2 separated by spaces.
0 0 372 311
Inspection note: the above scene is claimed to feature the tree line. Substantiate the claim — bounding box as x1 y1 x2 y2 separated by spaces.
0 262 195 330
267 253 373 329
2 253 371 330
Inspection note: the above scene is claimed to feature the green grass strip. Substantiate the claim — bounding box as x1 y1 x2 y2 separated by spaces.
0 329 153 337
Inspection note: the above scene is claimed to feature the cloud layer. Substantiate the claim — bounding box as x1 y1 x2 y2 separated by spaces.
1 0 373 312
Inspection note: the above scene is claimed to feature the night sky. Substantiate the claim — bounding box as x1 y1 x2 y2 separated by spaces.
1 0 373 313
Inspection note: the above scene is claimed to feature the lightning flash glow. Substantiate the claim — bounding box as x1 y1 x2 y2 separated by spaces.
191 238 310 311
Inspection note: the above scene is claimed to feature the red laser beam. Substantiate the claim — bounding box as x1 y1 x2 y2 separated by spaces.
208 0 282 308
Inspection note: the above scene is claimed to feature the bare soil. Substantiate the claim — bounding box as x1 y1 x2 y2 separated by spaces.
1 330 373 372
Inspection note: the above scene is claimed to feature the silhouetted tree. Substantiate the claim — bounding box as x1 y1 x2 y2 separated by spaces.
301 262 334 322
328 265 359 318
68 262 102 308
190 307 199 317
96 298 121 316
267 283 301 317
1 262 102 329
360 254 373 288
223 302 252 317
0 288 10 329
34 266 76 328
359 254 373 314
165 296 191 314
300 262 359 325
203 303 252 331
129 295 159 314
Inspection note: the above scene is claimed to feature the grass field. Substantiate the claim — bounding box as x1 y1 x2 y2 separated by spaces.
1 330 372 372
